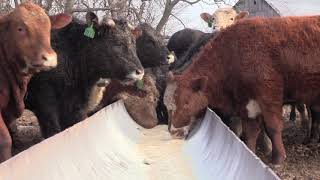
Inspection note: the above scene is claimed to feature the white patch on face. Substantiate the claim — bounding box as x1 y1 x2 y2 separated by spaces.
246 99 262 119
164 82 177 115
126 70 144 81
167 54 175 64
212 8 237 30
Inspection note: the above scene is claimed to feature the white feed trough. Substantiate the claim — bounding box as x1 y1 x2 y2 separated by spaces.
0 101 279 180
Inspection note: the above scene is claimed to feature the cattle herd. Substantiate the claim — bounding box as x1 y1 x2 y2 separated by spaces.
0 2 320 171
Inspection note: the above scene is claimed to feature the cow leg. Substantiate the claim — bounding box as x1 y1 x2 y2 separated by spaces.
0 113 12 162
30 87 61 138
242 116 262 153
257 123 272 155
228 116 242 137
260 105 286 164
296 103 307 124
303 106 312 144
289 104 296 122
295 104 311 143
309 106 320 143
35 106 61 139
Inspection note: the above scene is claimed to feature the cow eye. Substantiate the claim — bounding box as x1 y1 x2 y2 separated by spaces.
230 18 234 20
17 26 26 33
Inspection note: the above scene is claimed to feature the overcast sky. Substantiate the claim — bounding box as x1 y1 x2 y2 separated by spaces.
166 1 237 34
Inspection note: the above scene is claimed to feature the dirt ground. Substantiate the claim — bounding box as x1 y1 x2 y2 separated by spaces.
9 107 320 180
263 106 320 180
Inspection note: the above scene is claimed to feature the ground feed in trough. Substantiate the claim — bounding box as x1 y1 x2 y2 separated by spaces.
0 100 279 180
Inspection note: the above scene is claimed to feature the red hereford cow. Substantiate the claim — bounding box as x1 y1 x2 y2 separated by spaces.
164 15 320 164
0 2 71 162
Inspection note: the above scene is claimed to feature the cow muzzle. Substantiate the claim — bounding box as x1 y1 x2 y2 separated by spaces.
167 53 175 64
168 124 191 139
30 50 58 72
126 69 144 81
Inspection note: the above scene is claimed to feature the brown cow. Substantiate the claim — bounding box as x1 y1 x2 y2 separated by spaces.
164 15 320 164
0 2 71 162
90 70 160 129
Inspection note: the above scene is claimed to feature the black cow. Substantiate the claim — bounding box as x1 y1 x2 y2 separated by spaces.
167 28 207 60
136 23 175 68
25 12 144 138
89 23 175 125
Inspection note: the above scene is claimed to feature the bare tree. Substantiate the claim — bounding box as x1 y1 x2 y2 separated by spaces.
64 0 75 13
156 0 201 33
0 0 204 35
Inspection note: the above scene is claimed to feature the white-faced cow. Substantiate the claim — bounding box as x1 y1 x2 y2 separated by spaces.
164 15 320 164
200 7 249 30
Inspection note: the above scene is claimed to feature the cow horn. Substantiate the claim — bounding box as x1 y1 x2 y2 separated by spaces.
127 23 135 30
105 19 116 28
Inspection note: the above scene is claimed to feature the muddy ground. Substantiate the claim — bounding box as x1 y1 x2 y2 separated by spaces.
9 107 320 180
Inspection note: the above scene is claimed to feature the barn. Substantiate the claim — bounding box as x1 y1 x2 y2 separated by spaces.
234 0 320 17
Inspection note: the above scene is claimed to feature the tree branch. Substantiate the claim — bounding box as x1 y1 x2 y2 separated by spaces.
179 0 201 5
170 13 186 28
72 7 118 13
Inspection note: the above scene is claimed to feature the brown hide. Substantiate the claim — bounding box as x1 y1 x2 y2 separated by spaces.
0 2 71 162
99 72 159 129
165 15 320 164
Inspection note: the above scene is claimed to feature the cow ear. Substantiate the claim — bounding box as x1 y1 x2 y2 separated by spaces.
191 76 208 92
131 27 142 39
50 13 72 29
86 12 99 26
235 11 249 21
200 13 212 23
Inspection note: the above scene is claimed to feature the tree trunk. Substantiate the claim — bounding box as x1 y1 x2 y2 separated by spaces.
156 0 176 33
13 0 19 7
64 0 75 13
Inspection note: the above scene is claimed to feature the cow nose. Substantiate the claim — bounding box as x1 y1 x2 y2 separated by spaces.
127 69 144 81
42 51 58 68
136 69 143 75
167 54 175 64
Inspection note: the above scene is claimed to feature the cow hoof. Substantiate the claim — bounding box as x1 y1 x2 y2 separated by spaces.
302 137 310 145
271 154 286 165
308 137 319 144
269 163 283 170
261 144 272 156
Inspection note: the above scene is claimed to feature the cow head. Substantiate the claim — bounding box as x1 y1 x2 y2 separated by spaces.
82 12 144 82
2 2 71 74
164 72 209 139
136 23 175 68
117 71 159 129
201 8 249 30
